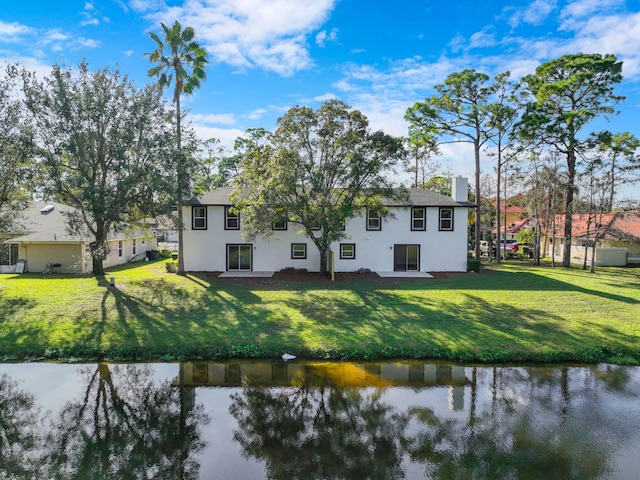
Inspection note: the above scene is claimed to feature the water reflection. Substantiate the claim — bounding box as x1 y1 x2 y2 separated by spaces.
0 361 638 479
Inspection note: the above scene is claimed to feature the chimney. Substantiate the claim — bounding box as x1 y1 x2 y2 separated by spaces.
452 177 468 203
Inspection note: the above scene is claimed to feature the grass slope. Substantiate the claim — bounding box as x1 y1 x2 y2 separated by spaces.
0 260 638 364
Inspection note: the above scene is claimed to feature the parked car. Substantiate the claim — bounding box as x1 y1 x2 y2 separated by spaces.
480 241 490 256
493 240 527 258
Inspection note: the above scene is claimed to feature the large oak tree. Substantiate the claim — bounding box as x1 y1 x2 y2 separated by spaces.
231 100 406 274
0 64 34 238
23 62 175 275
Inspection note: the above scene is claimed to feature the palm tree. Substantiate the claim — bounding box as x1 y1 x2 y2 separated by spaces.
147 21 208 275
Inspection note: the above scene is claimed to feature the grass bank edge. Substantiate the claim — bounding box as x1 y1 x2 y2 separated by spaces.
1 260 639 365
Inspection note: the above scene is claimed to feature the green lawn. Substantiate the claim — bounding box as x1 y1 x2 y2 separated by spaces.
0 260 638 364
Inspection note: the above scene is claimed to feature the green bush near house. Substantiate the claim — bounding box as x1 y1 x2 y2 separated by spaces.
0 261 639 364
165 260 177 273
467 259 481 272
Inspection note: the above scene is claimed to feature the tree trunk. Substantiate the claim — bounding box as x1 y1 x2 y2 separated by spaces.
92 256 105 276
474 139 481 260
496 155 502 264
562 149 576 268
176 95 186 275
319 248 328 276
91 230 108 276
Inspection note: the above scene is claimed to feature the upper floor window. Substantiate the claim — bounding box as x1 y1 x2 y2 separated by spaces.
192 206 207 230
411 207 426 231
273 218 287 231
132 239 137 255
439 208 454 231
118 240 123 258
366 208 381 231
225 206 239 230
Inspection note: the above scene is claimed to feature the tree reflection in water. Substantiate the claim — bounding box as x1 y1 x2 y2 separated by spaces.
229 364 635 480
408 366 621 480
43 363 209 480
1 362 638 479
0 373 47 479
229 368 408 480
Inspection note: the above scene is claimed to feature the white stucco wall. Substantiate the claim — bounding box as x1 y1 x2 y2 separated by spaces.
183 205 469 273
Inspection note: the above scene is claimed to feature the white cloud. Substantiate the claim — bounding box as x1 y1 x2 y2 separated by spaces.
468 27 497 50
142 0 337 76
316 28 338 47
0 20 33 42
509 0 558 27
191 124 246 150
245 108 267 120
560 0 624 23
38 29 101 51
554 11 640 78
191 112 237 125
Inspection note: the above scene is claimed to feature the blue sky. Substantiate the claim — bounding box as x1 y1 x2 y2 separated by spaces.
2 0 640 200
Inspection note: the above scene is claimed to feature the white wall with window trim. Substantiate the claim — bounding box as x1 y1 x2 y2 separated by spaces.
182 203 468 272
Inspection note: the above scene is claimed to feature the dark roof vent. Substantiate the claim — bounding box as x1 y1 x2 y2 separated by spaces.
40 205 55 214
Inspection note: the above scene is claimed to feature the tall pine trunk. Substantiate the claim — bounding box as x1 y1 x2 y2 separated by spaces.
562 149 576 268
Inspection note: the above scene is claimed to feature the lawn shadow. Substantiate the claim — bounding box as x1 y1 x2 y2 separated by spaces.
281 287 639 361
82 274 290 357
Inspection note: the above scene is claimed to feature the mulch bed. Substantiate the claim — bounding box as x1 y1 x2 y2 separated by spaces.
199 270 452 285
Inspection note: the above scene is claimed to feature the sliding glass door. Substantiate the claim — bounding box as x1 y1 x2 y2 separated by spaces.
227 244 252 271
394 244 420 271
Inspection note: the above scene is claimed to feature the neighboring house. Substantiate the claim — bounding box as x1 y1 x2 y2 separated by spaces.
147 214 179 243
182 177 473 274
491 202 529 226
542 211 640 265
492 217 537 241
1 200 157 273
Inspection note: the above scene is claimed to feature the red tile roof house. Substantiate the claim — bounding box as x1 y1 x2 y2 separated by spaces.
542 211 640 266
181 178 474 277
492 217 537 241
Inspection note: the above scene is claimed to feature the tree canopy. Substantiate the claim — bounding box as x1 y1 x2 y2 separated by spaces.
405 69 499 259
22 61 175 275
231 100 406 274
517 53 624 267
0 64 34 237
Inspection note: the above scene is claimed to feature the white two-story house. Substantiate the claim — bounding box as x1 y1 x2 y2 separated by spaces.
182 177 472 274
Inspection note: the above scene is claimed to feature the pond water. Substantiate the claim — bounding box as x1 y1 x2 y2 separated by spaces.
0 361 638 479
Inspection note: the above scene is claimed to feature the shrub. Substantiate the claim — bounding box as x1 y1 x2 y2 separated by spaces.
165 261 177 273
467 259 481 273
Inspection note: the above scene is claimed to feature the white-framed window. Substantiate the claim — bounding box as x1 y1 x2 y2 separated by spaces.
118 240 123 258
291 243 307 259
273 218 287 230
411 207 426 231
132 239 137 255
192 206 207 230
366 209 381 231
439 208 454 231
340 243 356 259
225 206 239 230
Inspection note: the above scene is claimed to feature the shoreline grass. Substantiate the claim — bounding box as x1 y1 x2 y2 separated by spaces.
0 260 639 364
